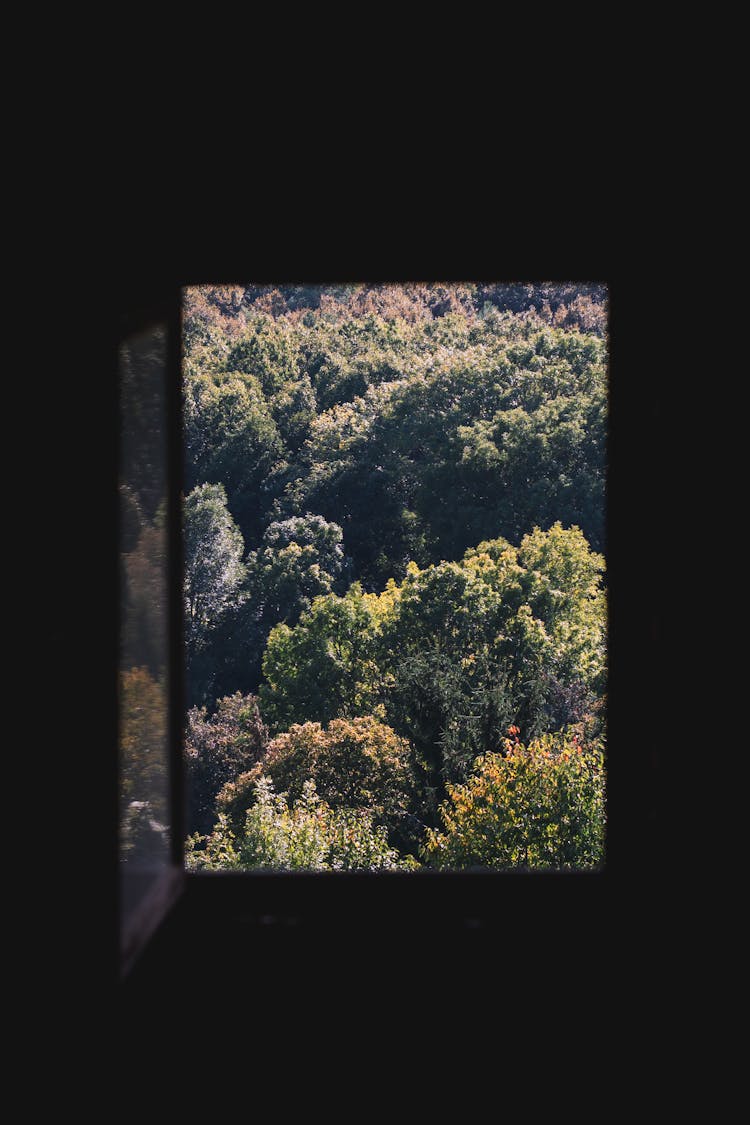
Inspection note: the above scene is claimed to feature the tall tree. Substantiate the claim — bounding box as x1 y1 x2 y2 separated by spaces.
246 513 350 629
184 374 282 543
184 484 247 697
260 583 385 732
185 692 268 835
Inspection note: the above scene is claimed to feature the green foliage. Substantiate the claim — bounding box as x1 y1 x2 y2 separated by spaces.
269 372 317 451
185 692 268 835
259 525 606 806
188 777 417 872
517 522 606 691
279 320 606 580
180 284 608 871
226 315 301 397
184 374 282 541
185 813 240 870
183 282 608 593
259 583 384 731
423 732 605 869
379 533 597 788
184 483 248 670
246 513 349 630
218 716 420 850
458 384 606 550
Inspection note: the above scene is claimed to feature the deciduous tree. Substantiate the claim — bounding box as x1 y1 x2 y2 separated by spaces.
189 777 416 872
184 484 247 672
185 692 268 835
423 732 605 869
218 715 420 849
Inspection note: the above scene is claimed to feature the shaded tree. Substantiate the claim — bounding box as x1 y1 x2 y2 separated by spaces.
226 315 301 397
269 371 317 451
184 484 247 700
246 513 349 629
184 374 282 543
185 692 268 835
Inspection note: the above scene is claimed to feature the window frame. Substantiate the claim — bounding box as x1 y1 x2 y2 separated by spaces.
118 277 645 983
118 287 186 977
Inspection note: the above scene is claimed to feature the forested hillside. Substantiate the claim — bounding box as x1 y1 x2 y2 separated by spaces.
171 282 607 870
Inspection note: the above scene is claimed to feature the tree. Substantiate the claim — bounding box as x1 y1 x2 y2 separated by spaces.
280 316 607 580
259 583 384 731
516 521 607 693
378 548 564 798
269 372 317 452
184 484 247 676
217 716 421 850
180 284 608 781
184 374 282 543
185 692 268 835
226 315 301 397
422 732 605 869
457 386 607 553
257 526 606 810
245 513 349 631
279 382 434 585
188 777 417 872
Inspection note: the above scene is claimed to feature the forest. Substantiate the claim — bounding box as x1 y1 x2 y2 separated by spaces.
121 282 608 872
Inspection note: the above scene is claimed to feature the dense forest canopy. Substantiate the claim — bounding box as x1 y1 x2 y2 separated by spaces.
170 282 607 870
